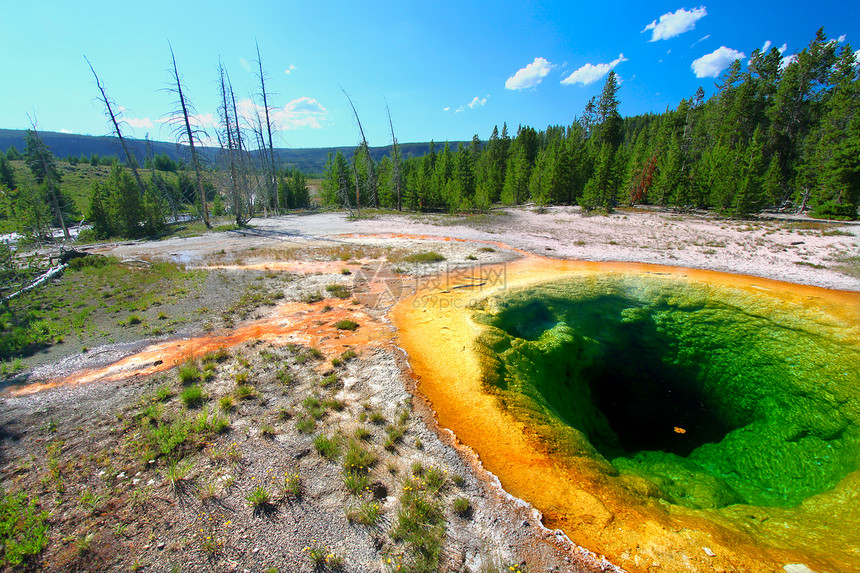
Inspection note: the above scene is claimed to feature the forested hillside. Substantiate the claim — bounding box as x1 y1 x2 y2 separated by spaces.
322 29 859 219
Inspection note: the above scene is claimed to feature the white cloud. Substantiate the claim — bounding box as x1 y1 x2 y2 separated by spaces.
691 46 745 78
561 54 628 86
443 106 450 112
761 40 772 53
855 48 860 62
778 43 788 54
237 97 329 130
239 57 252 72
780 53 798 70
284 65 297 74
455 95 490 113
838 34 847 43
126 117 154 129
691 34 710 47
505 57 553 90
59 129 71 134
643 6 707 42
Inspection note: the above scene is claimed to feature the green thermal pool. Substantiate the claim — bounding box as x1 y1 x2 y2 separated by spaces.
473 274 860 511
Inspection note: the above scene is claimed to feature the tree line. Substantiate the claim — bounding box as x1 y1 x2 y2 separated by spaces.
322 28 858 219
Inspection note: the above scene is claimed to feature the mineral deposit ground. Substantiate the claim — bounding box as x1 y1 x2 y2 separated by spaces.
1 206 858 573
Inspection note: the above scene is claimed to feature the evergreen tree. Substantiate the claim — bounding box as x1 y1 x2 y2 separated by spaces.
0 155 15 190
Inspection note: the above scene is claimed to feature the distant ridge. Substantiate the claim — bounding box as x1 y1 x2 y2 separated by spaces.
0 129 463 175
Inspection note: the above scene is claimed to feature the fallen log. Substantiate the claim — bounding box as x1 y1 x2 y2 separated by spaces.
2 263 68 303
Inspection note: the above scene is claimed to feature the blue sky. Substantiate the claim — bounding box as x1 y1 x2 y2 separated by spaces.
1 1 857 150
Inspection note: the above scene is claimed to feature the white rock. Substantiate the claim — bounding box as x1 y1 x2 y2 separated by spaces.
703 547 716 557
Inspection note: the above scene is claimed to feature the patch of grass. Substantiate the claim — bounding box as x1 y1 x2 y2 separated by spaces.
344 440 376 472
246 486 274 516
333 319 359 331
402 251 445 264
202 347 230 364
354 427 372 441
325 283 351 299
276 367 292 385
304 544 343 569
314 434 341 460
260 423 277 438
165 458 194 496
424 467 446 491
302 291 323 304
219 395 235 412
346 500 381 526
280 472 302 500
795 261 826 269
178 360 201 385
322 398 345 411
320 372 339 389
343 470 370 496
0 491 50 567
821 228 853 237
303 395 326 419
391 484 445 573
452 497 471 518
180 384 206 408
235 385 257 400
296 417 316 434
478 246 495 253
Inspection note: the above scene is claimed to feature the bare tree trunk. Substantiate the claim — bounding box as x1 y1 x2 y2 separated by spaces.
229 81 253 221
218 60 246 226
342 88 378 208
168 43 210 228
386 101 402 211
256 41 279 213
85 56 146 196
352 161 361 218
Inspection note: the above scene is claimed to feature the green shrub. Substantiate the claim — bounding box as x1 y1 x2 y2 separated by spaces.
325 283 351 299
0 491 49 566
810 200 857 220
333 319 359 331
403 251 445 263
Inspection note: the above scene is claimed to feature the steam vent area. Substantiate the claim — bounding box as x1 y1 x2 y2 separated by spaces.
392 255 860 573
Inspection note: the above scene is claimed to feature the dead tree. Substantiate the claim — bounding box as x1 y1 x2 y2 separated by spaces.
341 88 378 209
85 56 146 196
386 100 402 211
166 42 210 228
255 41 279 212
217 60 249 226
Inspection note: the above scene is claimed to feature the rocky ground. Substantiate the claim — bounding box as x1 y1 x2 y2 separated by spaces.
0 206 857 572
